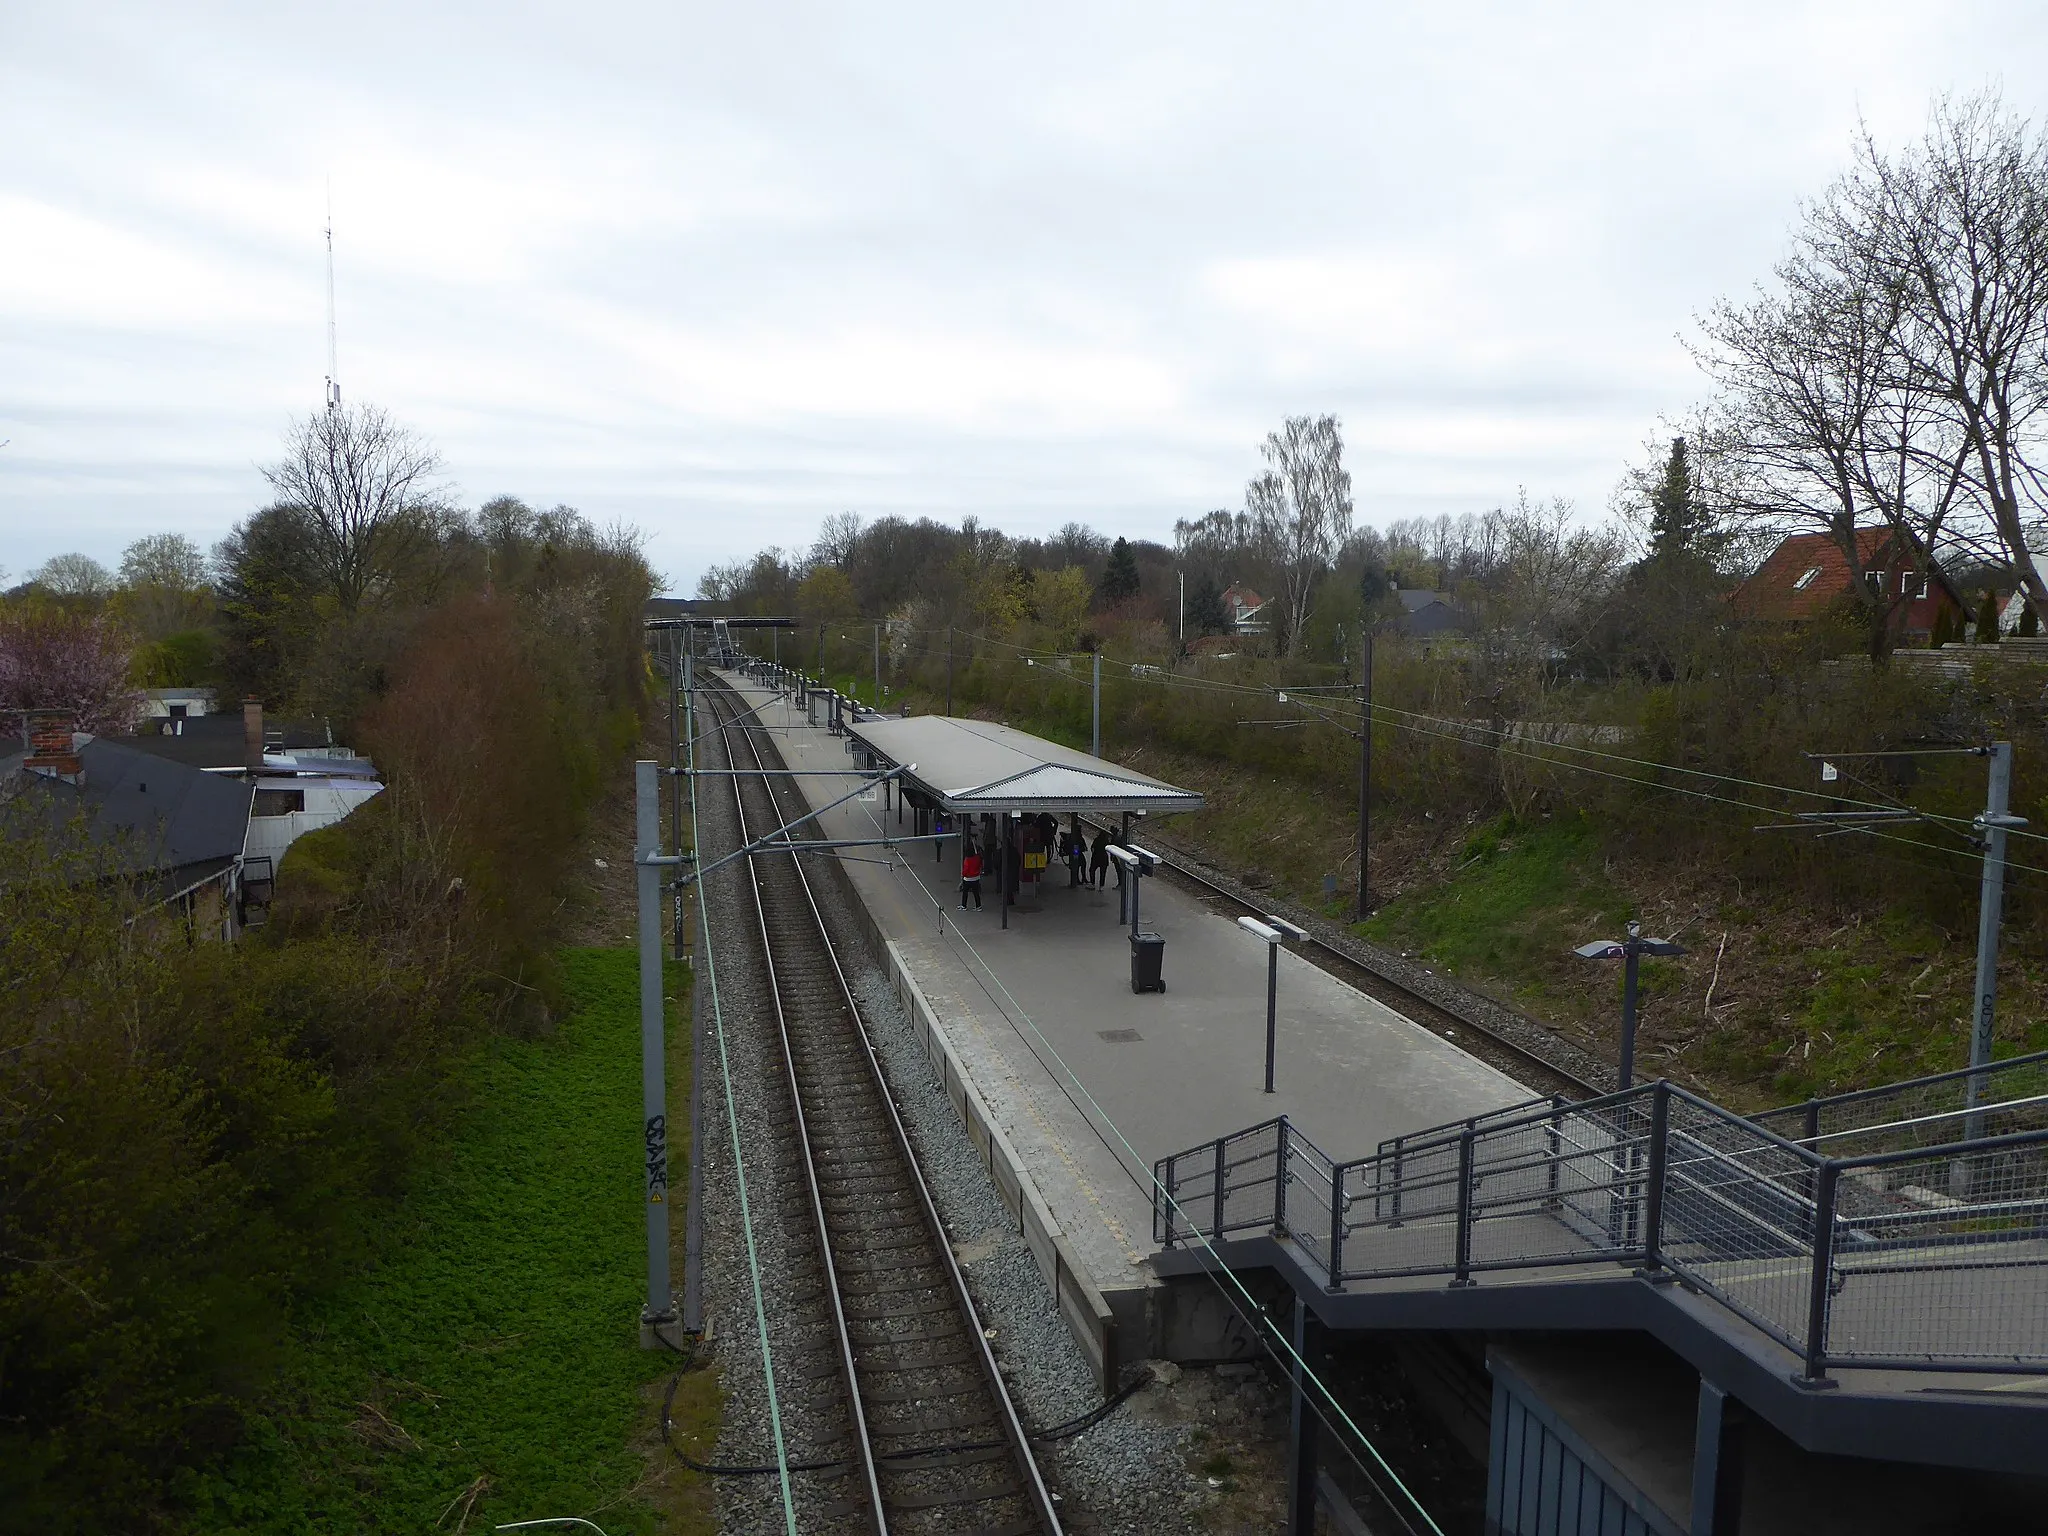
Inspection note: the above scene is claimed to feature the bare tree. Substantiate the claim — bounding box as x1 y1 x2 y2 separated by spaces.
1697 91 2048 624
1248 415 1353 656
809 511 864 571
27 553 114 601
1862 93 2048 611
261 402 446 613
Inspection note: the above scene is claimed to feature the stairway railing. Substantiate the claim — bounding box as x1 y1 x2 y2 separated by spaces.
1156 1079 2048 1382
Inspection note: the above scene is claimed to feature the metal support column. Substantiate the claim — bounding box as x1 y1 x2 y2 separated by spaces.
634 761 676 1345
1967 741 2019 1139
946 626 954 717
1689 1380 1746 1536
1357 630 1372 922
1287 1295 1320 1536
669 629 684 957
1619 943 1641 1092
1092 649 1101 758
1264 940 1279 1093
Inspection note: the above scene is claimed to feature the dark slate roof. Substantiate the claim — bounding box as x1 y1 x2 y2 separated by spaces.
3 736 253 885
114 712 333 770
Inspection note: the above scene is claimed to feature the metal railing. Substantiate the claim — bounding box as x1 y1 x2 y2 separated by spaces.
1156 1080 2048 1382
1754 1050 2048 1157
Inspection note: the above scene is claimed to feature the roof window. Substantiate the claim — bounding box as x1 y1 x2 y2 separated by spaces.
1792 567 1822 591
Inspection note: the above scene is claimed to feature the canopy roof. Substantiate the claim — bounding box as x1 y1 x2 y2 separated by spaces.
844 715 1204 816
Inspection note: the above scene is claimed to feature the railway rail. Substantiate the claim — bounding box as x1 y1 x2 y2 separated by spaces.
703 674 1063 1536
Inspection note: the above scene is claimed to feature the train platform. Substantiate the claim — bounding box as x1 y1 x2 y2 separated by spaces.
712 672 1527 1385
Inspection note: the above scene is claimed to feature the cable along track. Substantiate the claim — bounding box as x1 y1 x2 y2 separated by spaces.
706 677 1062 1536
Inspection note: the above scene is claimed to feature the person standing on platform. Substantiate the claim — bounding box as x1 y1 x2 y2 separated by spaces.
1066 826 1086 886
959 845 983 909
1088 829 1110 890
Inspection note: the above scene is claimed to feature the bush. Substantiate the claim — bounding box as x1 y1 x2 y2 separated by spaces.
0 524 650 1530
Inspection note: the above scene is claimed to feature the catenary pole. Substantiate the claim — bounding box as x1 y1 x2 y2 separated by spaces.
634 759 676 1343
946 626 954 717
669 629 683 956
1967 742 2019 1137
1092 649 1102 758
1357 630 1373 922
874 623 881 708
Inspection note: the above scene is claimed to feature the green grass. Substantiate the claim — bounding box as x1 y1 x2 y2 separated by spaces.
1362 815 1627 1004
185 948 699 1535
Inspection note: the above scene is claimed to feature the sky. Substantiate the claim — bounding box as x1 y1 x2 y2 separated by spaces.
2 3 2043 595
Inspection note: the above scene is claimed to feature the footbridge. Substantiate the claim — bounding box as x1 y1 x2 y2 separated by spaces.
1154 1053 2048 1530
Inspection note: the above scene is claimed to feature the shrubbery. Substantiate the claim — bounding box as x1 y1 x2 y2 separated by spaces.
0 510 650 1529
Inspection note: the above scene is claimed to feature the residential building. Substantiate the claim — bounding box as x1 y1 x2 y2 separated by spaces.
4 712 264 937
1220 583 1268 635
1726 529 1968 644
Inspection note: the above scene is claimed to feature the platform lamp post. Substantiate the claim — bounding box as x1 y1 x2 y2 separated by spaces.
1239 914 1309 1092
1574 921 1686 1091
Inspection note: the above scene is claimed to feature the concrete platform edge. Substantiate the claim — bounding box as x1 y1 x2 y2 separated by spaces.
878 936 1126 1395
794 786 1133 1395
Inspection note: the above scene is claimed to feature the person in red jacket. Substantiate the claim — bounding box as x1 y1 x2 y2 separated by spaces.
959 846 983 909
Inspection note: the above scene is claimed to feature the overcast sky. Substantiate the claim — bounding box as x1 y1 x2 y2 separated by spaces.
2 3 2041 593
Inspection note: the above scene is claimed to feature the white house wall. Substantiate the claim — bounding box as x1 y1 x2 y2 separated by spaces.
243 779 384 867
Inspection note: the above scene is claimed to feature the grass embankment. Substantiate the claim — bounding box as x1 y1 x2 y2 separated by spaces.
901 680 2048 1107
190 948 715 1535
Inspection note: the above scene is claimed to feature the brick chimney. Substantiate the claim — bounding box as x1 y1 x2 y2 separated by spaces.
23 709 84 782
243 697 265 775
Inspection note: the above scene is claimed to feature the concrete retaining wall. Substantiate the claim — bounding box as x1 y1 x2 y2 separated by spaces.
879 942 1124 1395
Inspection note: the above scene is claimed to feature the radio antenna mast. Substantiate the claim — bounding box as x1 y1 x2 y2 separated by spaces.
324 185 341 411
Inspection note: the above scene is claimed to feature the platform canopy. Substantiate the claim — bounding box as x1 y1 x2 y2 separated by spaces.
844 715 1204 816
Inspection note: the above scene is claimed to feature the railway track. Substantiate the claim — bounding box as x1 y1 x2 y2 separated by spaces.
703 675 1063 1536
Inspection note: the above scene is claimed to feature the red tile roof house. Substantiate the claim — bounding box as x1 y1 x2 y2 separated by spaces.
1726 529 1969 645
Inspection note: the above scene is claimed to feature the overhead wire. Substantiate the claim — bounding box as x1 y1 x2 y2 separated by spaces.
683 684 800 1533
993 641 2048 887
746 675 1446 1536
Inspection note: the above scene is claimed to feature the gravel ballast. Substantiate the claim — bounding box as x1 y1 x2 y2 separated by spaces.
692 690 1225 1534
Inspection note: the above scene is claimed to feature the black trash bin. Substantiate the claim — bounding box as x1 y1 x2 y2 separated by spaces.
1130 931 1165 994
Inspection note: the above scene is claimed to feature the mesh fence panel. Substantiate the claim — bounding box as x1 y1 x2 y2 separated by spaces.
1823 1135 2048 1368
1463 1101 1641 1272
1658 1094 1822 1354
1155 1090 2047 1375
1755 1053 2048 1160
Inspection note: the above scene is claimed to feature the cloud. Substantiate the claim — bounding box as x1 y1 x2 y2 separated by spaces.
2 0 2045 593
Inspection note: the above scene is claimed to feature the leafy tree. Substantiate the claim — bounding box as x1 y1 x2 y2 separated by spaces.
2022 601 2040 638
114 533 213 641
118 533 207 591
1646 437 1719 562
1098 537 1141 605
1187 574 1228 636
0 606 144 735
795 565 859 626
1033 566 1092 650
1977 588 2001 644
213 504 323 707
1930 605 1958 648
131 629 216 688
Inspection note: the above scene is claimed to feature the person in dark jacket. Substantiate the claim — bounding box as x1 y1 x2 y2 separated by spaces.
1066 824 1087 886
1088 829 1110 890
